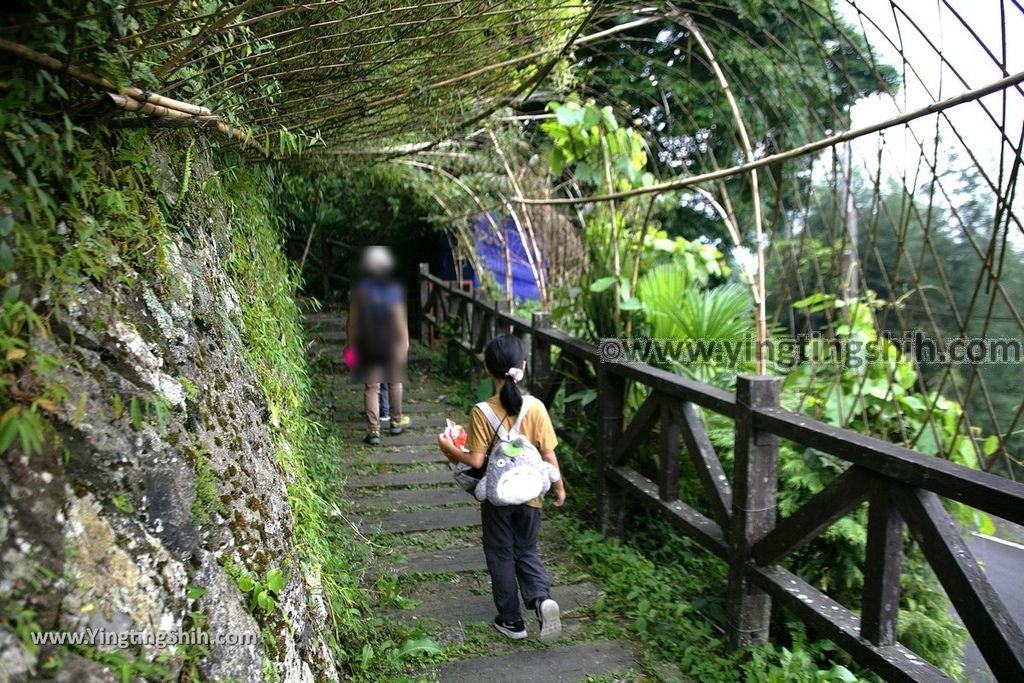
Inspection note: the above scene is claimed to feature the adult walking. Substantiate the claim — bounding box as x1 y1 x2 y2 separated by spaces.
347 246 410 445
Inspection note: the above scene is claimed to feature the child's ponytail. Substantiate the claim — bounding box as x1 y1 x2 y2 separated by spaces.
484 334 526 415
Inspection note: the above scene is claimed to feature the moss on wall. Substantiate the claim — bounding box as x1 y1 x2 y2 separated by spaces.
0 57 346 681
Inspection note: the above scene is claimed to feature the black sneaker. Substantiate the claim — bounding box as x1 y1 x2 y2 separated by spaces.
536 598 561 642
363 431 380 446
492 618 527 640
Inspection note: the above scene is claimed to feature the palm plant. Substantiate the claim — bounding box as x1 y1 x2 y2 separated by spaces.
637 262 754 385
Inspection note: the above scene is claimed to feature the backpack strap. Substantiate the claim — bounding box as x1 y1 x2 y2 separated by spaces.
476 401 508 441
477 396 535 441
508 396 534 438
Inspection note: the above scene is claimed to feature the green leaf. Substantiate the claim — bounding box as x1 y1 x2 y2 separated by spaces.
0 241 13 271
186 585 207 601
265 568 285 593
620 297 642 311
397 636 443 659
792 292 833 311
589 276 616 293
983 434 1000 456
0 408 20 453
129 396 143 431
237 576 256 593
3 285 20 305
256 590 276 612
555 102 584 127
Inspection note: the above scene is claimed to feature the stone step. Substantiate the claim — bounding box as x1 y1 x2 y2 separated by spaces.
351 402 449 416
405 582 597 627
303 314 346 326
428 641 637 682
338 432 444 448
394 546 487 575
377 431 442 448
351 487 475 511
336 418 450 433
346 469 453 489
359 506 480 534
365 449 447 466
333 389 454 403
402 403 456 415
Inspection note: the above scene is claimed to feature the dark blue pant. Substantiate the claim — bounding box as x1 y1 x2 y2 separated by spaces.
481 501 551 622
379 381 390 418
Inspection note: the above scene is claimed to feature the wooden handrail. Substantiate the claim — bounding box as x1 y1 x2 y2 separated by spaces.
754 406 1024 525
416 262 1024 682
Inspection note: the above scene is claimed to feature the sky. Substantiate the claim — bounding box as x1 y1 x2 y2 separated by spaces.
839 1 1023 210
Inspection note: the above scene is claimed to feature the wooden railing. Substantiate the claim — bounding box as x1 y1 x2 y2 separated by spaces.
417 264 1024 683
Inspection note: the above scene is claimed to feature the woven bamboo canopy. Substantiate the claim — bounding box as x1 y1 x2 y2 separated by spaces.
3 1 1023 476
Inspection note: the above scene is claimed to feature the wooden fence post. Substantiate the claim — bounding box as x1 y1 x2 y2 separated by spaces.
596 362 626 537
418 263 430 343
659 401 681 502
727 375 780 648
494 299 511 337
531 312 551 397
471 288 487 354
861 486 904 645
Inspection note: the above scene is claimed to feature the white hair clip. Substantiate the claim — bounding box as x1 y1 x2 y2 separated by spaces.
505 367 524 383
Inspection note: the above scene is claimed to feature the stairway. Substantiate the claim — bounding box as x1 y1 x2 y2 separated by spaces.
305 311 645 682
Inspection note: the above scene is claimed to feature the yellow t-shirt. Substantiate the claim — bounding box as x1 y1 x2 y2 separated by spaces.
465 394 558 508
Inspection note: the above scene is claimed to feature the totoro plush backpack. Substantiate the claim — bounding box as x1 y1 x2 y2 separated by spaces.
473 396 560 506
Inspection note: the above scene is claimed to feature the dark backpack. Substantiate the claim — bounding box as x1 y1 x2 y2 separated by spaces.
353 279 402 365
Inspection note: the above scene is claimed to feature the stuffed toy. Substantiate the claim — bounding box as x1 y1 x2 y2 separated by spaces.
473 435 560 505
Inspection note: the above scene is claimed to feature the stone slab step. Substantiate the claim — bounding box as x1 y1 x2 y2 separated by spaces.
406 582 597 626
351 487 475 511
378 431 441 447
336 418 450 432
346 469 453 489
331 386 453 401
365 449 447 466
394 547 487 575
336 403 450 417
359 506 480 534
302 314 346 326
428 641 637 682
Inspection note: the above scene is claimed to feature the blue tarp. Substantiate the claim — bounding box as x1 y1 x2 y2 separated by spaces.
437 214 543 301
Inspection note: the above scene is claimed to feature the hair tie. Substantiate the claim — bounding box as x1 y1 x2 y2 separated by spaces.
505 367 524 383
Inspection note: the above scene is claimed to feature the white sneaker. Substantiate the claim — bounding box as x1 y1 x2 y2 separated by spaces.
536 598 561 642
380 415 391 423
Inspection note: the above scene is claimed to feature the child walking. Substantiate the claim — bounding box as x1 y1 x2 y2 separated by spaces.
438 335 567 642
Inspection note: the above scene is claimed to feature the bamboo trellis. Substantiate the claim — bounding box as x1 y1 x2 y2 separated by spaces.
3 0 1023 482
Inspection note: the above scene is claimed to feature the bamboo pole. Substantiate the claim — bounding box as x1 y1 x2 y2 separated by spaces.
601 130 622 334
512 67 1024 207
488 129 548 307
106 92 264 154
0 37 269 154
398 158 511 296
682 14 767 374
0 38 211 117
